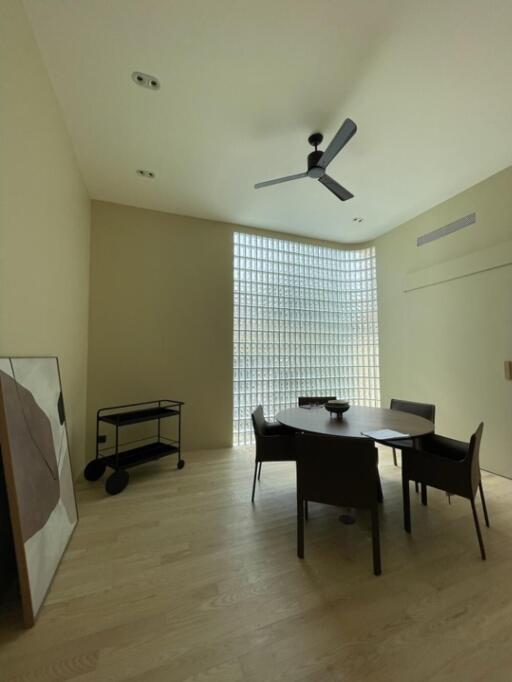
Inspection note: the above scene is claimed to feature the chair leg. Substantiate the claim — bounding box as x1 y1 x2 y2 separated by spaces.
479 482 490 527
371 507 381 576
421 482 428 506
402 472 411 533
257 461 262 480
415 481 419 493
304 500 309 521
297 497 304 559
392 447 398 466
470 498 486 561
376 472 384 503
251 460 258 502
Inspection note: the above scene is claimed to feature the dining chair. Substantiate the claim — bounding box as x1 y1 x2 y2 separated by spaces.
401 422 489 560
296 397 337 518
298 396 336 407
251 405 295 502
388 398 436 503
295 432 382 575
388 399 436 466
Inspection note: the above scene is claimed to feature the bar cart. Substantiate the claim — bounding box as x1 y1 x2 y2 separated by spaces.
83 399 184 495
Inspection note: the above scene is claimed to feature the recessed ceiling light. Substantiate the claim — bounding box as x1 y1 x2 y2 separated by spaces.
136 169 155 179
352 217 364 223
131 71 160 90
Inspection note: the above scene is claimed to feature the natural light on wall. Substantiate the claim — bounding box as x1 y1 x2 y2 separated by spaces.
233 232 380 445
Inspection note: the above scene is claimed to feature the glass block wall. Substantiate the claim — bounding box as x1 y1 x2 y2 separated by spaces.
233 232 380 445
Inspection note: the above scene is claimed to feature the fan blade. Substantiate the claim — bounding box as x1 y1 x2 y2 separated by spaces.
318 118 357 169
318 174 354 201
254 172 307 189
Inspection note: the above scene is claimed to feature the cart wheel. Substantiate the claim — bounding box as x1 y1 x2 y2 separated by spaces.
177 459 185 470
84 459 106 481
105 469 129 495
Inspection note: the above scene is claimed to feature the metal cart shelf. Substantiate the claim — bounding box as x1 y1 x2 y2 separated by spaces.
83 399 184 495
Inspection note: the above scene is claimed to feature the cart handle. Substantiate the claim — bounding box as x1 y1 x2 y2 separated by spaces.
97 399 184 418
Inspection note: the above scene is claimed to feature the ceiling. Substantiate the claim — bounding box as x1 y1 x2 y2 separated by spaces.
24 0 512 243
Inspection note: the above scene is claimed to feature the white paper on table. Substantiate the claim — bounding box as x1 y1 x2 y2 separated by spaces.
361 429 411 440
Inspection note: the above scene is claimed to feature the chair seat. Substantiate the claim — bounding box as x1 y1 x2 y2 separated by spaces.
262 421 291 437
421 433 469 461
387 437 414 451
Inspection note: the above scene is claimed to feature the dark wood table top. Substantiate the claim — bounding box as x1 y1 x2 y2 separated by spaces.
275 405 434 440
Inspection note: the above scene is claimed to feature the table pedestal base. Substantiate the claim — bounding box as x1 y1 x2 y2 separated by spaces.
339 513 356 525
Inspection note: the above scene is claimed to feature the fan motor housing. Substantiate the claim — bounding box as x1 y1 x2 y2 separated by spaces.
307 150 325 178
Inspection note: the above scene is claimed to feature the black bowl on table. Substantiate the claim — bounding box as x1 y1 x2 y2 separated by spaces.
324 399 350 419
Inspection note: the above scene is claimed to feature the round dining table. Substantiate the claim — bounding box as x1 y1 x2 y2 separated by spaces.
275 404 435 524
275 404 434 441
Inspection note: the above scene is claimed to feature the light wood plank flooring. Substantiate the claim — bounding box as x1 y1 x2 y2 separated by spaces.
1 446 512 681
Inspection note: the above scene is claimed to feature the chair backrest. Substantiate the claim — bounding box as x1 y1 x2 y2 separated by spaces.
469 422 485 494
298 396 336 407
390 398 436 424
295 433 379 509
251 405 295 462
251 405 266 440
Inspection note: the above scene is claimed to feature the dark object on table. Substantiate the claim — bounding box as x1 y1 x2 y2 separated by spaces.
324 399 350 418
401 422 489 560
295 433 382 575
298 396 336 407
84 399 184 495
251 405 294 503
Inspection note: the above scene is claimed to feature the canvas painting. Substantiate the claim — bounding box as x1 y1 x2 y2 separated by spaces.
0 357 78 626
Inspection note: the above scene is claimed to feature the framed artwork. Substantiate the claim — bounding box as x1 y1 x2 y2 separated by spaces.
0 357 78 627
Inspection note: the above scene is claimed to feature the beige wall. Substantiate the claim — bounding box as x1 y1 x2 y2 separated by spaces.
87 202 233 455
0 0 91 477
87 201 368 455
376 166 512 477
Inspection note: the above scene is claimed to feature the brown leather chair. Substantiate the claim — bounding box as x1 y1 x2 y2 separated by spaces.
298 396 336 407
251 406 294 502
295 433 382 575
401 422 489 560
296 397 338 518
388 399 436 466
388 398 436 503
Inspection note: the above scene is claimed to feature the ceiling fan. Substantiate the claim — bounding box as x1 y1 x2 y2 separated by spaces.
254 118 357 202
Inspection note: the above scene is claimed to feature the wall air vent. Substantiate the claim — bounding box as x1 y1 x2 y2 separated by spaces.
417 212 476 247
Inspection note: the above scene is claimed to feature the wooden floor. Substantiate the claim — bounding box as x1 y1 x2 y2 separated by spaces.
1 446 512 681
